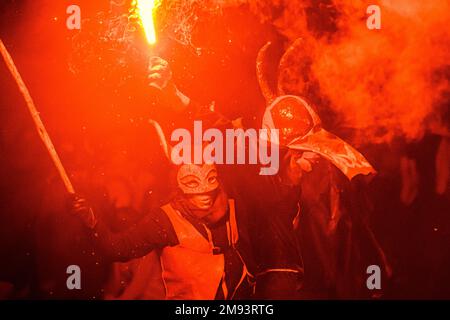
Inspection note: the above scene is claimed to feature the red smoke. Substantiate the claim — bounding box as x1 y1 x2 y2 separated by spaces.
246 0 450 144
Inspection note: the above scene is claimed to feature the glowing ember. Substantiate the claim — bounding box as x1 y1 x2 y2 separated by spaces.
133 0 160 45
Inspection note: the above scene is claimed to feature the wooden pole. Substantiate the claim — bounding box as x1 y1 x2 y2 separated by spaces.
0 39 75 194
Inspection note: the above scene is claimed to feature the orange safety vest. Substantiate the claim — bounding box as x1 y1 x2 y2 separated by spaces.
160 199 243 300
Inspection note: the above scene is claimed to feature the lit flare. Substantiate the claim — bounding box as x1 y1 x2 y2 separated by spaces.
133 0 160 45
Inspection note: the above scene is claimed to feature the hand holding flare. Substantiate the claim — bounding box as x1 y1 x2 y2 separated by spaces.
132 0 164 90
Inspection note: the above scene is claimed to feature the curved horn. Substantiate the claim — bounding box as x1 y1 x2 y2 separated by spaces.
148 119 171 162
278 38 304 95
256 41 277 104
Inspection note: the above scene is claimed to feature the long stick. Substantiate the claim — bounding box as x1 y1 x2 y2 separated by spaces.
0 39 75 194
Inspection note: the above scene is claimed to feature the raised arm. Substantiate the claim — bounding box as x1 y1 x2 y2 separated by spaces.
147 56 233 130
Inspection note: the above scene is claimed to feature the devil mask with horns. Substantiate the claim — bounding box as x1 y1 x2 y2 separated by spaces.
257 40 376 180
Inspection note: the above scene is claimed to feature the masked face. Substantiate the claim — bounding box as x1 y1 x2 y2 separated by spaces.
269 96 316 145
263 95 376 180
177 164 220 211
177 163 219 194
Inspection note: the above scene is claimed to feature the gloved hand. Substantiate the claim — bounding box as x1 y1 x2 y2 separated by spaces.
281 150 321 186
147 56 190 111
148 56 174 91
67 193 98 229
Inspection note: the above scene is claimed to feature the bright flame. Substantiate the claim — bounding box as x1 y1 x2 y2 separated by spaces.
134 0 160 45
